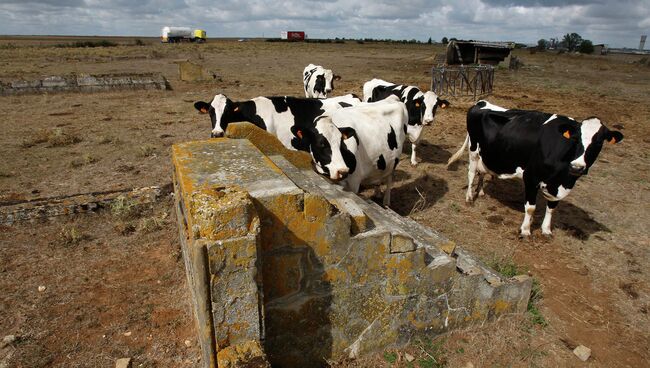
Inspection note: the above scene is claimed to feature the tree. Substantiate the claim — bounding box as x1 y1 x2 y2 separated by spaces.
578 39 594 54
441 37 448 45
562 32 583 52
537 39 549 51
427 37 432 44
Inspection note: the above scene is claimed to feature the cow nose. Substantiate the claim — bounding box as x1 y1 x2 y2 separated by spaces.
333 169 349 181
211 131 224 138
569 164 585 176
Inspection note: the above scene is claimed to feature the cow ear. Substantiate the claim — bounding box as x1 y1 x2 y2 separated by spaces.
558 124 575 139
606 130 623 144
290 125 304 139
333 75 341 81
438 99 450 109
339 127 357 140
194 101 210 114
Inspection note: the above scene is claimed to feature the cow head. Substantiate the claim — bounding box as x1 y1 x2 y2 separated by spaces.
293 116 357 181
194 94 232 138
556 117 623 176
313 69 340 98
422 91 450 125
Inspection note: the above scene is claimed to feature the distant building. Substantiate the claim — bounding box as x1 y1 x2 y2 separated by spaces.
593 44 608 55
280 31 305 41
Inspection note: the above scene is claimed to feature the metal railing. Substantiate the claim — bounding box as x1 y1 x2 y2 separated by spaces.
431 65 495 100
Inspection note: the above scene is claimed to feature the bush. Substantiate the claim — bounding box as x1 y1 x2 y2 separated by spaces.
578 39 594 54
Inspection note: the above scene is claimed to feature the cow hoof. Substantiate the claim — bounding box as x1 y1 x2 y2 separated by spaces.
518 231 531 239
478 190 485 197
542 231 553 238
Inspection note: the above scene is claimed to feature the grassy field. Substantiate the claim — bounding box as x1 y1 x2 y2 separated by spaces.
0 36 648 367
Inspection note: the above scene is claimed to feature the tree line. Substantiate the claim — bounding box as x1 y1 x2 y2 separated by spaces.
537 33 595 54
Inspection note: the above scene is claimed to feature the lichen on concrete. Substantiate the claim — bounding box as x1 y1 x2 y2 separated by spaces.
172 125 532 368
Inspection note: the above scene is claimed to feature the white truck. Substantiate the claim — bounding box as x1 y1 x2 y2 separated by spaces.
161 27 206 43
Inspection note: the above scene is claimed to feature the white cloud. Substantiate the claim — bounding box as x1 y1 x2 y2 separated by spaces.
0 0 647 47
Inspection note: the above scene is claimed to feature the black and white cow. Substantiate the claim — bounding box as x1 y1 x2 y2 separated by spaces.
362 78 450 166
193 93 361 152
295 96 409 206
303 64 341 98
446 100 623 237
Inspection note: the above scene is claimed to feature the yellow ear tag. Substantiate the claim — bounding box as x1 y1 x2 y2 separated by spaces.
200 108 208 113
608 137 616 144
233 107 239 112
415 103 420 107
296 130 303 139
441 103 448 109
563 130 571 139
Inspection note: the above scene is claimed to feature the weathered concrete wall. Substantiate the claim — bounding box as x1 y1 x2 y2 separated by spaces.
172 123 532 368
0 73 168 95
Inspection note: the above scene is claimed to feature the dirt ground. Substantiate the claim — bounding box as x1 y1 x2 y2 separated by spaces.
0 37 648 367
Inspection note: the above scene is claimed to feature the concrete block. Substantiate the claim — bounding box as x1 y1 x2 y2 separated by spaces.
172 137 532 368
42 76 68 87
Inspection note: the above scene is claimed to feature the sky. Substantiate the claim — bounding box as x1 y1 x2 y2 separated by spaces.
0 0 648 48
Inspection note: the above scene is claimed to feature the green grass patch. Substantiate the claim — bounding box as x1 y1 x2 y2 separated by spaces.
383 351 398 364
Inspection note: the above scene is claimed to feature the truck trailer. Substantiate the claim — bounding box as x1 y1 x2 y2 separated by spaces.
161 27 206 43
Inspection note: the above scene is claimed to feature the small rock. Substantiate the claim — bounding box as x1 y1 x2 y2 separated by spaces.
462 363 474 368
123 331 132 337
1 335 16 348
592 305 603 312
38 286 46 292
115 357 131 368
573 345 591 361
184 339 192 347
404 353 414 362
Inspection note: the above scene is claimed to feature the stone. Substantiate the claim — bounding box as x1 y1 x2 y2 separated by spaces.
404 353 415 362
38 285 46 292
216 340 270 368
184 339 192 347
1 335 16 348
115 358 131 368
42 76 67 88
573 345 591 361
123 331 132 337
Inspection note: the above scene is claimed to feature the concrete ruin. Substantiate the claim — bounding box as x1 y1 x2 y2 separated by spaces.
0 73 168 95
172 123 532 368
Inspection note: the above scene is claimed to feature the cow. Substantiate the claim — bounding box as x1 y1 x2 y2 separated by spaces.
362 78 450 166
193 93 361 151
446 100 623 237
303 64 341 98
294 96 409 206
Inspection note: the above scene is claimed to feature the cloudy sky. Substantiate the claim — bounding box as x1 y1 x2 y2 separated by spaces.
0 0 648 48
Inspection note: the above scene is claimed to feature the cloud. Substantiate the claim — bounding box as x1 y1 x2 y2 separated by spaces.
0 0 648 47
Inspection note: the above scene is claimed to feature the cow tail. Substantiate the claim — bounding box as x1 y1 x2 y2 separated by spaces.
446 134 469 168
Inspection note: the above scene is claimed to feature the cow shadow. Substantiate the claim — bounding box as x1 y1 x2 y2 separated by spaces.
483 178 611 240
389 174 449 216
410 139 452 165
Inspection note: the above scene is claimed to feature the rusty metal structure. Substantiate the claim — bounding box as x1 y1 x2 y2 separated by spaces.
430 40 512 99
430 64 495 100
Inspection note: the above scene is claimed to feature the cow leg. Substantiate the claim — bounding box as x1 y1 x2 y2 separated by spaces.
383 175 393 207
466 150 480 202
519 181 538 237
541 200 559 236
475 173 485 197
410 143 418 166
